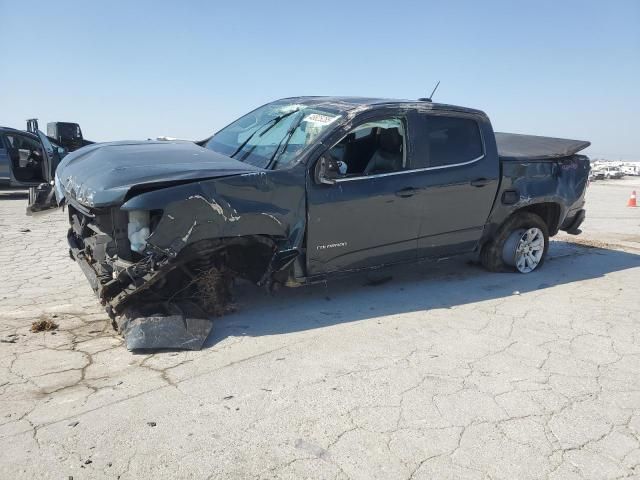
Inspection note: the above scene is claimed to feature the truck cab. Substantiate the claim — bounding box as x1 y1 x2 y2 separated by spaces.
47 122 92 152
305 105 500 273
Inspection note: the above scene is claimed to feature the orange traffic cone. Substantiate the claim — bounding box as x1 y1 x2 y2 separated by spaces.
628 191 637 207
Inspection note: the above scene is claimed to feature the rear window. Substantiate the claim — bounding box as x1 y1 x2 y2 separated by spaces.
57 123 82 139
425 116 483 167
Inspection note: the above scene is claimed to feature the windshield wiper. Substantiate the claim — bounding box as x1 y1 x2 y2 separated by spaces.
265 111 305 170
230 109 300 160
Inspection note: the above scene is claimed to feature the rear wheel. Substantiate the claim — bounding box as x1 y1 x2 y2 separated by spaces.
481 212 549 273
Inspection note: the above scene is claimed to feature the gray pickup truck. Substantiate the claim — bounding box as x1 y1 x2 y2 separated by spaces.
32 97 590 349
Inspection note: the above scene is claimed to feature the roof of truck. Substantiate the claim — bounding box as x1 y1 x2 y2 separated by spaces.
0 126 40 138
278 96 487 117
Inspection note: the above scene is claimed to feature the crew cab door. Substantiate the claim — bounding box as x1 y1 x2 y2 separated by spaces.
306 113 422 275
0 130 46 187
408 111 500 257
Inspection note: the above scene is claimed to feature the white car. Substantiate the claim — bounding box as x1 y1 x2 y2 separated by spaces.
600 166 624 179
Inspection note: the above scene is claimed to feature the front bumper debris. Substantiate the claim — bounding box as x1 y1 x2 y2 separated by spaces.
63 194 282 351
117 301 214 351
69 242 220 351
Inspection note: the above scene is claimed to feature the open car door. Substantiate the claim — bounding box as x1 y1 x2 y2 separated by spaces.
26 130 65 215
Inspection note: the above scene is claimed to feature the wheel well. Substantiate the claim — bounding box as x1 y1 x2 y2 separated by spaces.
165 236 277 284
224 238 277 283
112 236 279 316
514 202 561 235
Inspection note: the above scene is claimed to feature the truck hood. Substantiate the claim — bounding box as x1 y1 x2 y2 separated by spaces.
55 140 260 207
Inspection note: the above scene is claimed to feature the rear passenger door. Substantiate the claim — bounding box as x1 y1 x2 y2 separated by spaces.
408 111 500 258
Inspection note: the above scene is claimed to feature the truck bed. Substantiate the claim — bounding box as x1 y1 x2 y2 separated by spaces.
495 132 590 161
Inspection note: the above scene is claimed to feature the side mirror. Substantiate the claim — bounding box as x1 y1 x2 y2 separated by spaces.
315 154 342 185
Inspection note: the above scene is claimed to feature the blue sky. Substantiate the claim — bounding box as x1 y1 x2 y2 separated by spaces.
1 0 638 159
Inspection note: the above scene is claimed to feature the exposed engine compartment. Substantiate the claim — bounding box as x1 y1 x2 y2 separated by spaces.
65 199 284 349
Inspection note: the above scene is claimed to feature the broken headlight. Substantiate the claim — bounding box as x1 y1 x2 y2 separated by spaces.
127 210 151 253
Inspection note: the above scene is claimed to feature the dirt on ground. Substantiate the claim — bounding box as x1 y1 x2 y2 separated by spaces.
30 317 59 333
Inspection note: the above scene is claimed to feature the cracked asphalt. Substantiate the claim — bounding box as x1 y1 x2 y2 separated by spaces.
1 179 639 479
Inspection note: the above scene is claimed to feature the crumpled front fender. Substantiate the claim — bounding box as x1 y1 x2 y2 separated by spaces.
120 170 305 258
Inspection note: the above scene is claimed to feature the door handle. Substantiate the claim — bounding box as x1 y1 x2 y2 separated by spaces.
470 178 491 187
395 187 417 198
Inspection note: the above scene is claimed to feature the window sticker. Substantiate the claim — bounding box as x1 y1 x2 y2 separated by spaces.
303 113 339 125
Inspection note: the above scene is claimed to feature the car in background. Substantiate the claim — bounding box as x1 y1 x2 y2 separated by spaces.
600 165 624 179
589 170 605 181
1 126 68 214
0 127 66 187
621 164 640 176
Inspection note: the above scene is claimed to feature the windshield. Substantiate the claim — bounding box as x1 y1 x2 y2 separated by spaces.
205 101 341 169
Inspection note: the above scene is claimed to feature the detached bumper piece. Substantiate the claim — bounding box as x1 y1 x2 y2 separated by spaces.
69 241 215 351
67 214 240 351
117 301 213 351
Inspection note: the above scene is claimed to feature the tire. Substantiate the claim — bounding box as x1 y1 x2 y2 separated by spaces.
480 212 549 273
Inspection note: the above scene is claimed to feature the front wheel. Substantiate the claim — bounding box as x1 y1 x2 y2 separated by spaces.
481 212 549 273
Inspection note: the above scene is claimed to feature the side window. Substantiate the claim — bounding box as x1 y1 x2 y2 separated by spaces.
4 133 43 168
327 118 406 178
4 134 16 149
5 133 42 152
424 116 483 167
21 134 43 152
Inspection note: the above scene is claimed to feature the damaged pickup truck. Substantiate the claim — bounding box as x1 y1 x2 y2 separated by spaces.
32 97 590 349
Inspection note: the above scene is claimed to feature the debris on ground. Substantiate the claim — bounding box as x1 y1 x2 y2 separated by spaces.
117 301 214 351
147 421 157 427
30 318 59 333
116 266 235 351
